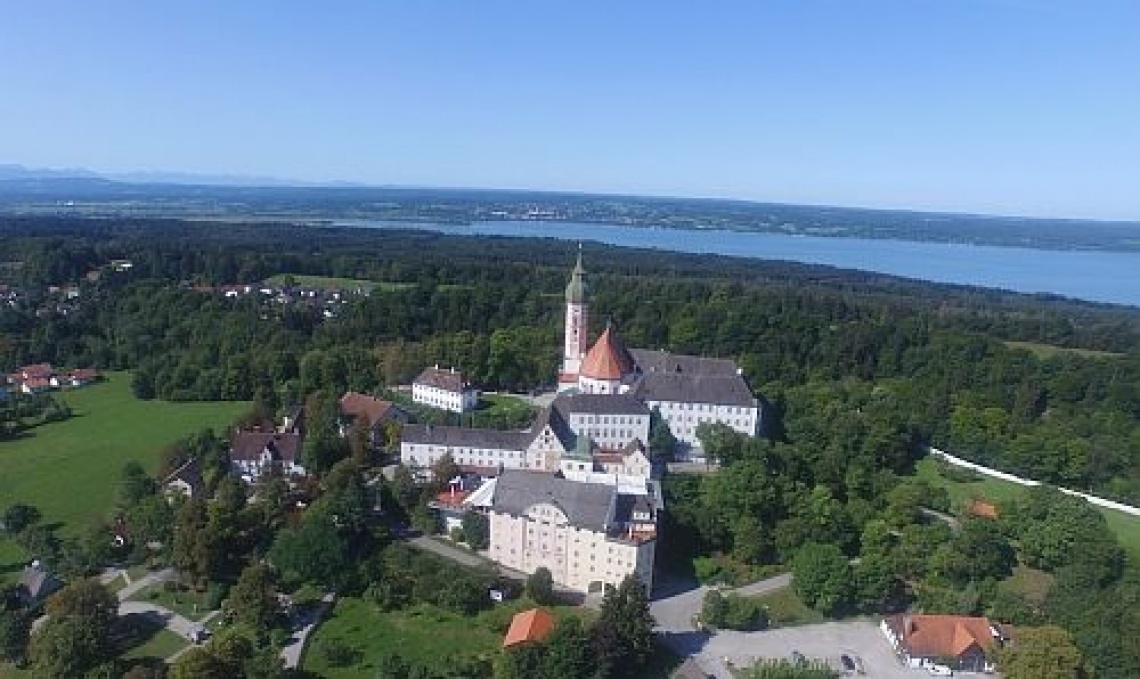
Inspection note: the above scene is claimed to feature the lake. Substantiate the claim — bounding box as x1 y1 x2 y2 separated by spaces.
337 219 1140 308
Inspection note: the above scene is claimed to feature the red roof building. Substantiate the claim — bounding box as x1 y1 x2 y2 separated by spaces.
502 608 557 648
882 614 1007 674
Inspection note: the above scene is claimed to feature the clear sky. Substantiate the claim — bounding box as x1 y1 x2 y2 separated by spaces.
2 1 1138 220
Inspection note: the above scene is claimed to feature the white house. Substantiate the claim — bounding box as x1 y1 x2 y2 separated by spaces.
412 366 479 413
230 432 305 482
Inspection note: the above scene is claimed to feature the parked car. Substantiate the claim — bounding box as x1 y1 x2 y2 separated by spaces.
791 651 807 666
927 665 953 677
191 627 211 644
840 655 857 672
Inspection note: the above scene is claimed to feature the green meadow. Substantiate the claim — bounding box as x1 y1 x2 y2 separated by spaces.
0 372 248 581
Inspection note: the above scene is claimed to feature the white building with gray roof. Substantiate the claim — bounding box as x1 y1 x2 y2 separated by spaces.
488 469 657 594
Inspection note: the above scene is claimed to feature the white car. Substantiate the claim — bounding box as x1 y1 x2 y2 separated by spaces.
926 665 953 677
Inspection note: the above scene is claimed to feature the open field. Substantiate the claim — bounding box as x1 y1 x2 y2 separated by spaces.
0 373 249 582
263 273 412 292
747 586 825 628
303 596 590 677
1003 340 1125 360
915 457 1140 560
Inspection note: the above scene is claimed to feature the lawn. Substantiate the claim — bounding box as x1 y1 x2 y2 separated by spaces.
132 581 214 622
303 596 590 677
747 586 825 628
0 372 249 576
263 273 412 292
915 456 1140 560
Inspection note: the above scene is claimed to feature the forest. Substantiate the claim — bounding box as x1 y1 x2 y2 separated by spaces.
2 216 1137 504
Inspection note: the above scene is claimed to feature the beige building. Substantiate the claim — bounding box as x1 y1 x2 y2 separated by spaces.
488 470 657 594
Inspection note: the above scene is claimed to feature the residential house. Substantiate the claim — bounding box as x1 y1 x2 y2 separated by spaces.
164 457 204 499
230 432 305 483
16 562 62 607
412 366 479 413
338 391 409 447
881 614 1008 674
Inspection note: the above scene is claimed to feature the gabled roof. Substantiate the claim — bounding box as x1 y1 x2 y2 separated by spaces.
164 457 204 494
339 391 398 425
18 564 61 603
413 366 471 393
580 325 635 381
885 614 999 659
528 405 577 450
230 432 302 463
503 607 557 648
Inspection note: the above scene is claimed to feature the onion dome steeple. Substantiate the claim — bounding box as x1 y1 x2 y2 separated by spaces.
565 245 587 304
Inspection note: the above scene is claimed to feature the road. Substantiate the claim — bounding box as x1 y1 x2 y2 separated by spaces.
280 592 337 668
119 600 202 642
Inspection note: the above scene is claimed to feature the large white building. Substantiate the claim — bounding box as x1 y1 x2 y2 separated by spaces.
486 470 658 594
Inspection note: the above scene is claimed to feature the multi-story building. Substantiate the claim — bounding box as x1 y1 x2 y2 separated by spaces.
487 470 658 594
412 366 479 413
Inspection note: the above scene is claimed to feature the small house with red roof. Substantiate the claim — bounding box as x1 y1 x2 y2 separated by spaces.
881 614 1009 673
502 608 556 648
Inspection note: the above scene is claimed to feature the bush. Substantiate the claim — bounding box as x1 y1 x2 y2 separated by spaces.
449 526 465 543
703 590 768 631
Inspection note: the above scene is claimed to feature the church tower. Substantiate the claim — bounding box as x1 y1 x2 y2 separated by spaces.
559 246 589 391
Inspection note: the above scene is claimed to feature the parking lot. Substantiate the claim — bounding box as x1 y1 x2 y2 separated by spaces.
691 620 920 679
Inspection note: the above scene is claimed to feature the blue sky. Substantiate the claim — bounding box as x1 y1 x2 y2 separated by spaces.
1 2 1138 220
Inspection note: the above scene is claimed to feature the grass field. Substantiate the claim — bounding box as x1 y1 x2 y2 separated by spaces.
0 373 248 582
747 586 825 628
915 457 1140 560
1003 340 1124 360
263 273 412 292
303 597 590 677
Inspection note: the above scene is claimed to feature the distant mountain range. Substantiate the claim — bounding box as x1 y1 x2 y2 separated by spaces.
0 163 364 188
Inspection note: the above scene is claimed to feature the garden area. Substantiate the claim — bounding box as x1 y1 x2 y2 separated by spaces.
303 596 588 677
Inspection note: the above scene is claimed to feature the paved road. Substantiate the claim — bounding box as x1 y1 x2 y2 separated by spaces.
119 600 202 642
281 593 336 669
409 535 487 567
117 567 176 601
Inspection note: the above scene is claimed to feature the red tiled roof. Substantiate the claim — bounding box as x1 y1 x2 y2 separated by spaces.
19 363 54 379
503 608 556 648
339 391 396 425
579 325 634 381
887 614 997 659
966 499 999 519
